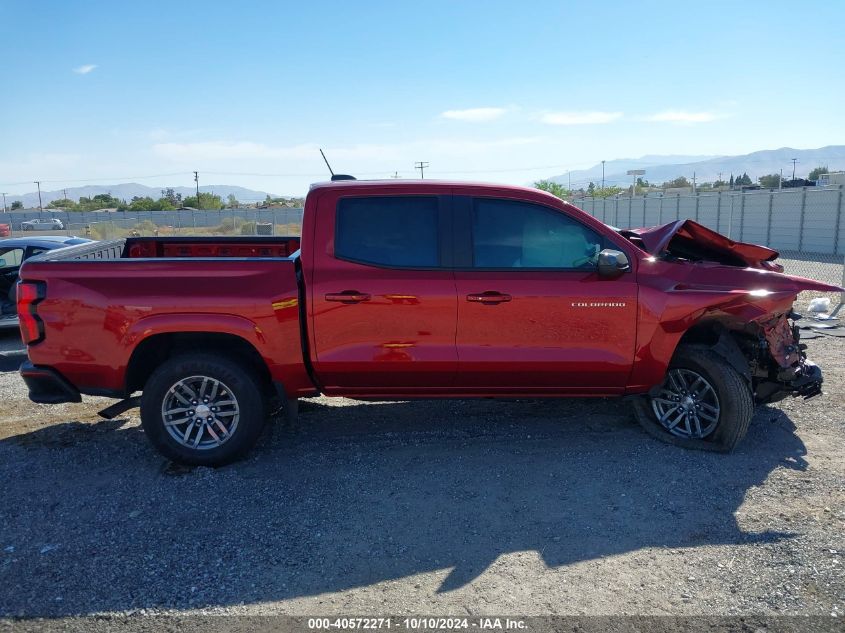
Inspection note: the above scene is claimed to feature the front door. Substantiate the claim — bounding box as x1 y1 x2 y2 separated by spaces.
453 196 638 393
309 193 458 393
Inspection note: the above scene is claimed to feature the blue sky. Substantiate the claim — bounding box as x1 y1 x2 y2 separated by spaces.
1 0 843 195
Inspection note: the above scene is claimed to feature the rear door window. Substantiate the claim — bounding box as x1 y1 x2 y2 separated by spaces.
335 196 440 268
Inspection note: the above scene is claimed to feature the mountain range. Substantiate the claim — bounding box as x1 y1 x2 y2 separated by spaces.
550 145 845 189
4 145 845 208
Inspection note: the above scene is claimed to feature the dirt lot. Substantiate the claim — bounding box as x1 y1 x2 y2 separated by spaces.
0 329 843 620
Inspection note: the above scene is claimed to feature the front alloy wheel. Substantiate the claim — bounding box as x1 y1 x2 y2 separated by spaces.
632 344 754 452
650 368 720 439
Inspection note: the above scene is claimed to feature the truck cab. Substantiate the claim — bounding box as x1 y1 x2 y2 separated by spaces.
16 180 837 465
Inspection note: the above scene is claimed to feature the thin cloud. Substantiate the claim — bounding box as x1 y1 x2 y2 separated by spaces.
645 110 721 123
440 107 507 122
539 111 622 125
73 64 97 75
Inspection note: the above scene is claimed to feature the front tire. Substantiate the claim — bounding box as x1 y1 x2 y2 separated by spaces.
140 353 268 466
632 345 754 452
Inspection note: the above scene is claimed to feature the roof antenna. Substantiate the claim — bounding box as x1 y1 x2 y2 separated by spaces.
319 148 334 177
319 148 356 181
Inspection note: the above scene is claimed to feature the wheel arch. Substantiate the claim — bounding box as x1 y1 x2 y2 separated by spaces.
669 321 752 387
630 316 755 394
125 331 273 395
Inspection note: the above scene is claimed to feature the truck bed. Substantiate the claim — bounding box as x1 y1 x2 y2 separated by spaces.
19 234 313 399
30 235 301 262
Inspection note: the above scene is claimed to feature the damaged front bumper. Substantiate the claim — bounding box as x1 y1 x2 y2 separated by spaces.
784 360 823 400
754 313 824 403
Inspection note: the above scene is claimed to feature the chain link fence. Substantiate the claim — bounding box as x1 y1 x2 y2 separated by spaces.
3 207 304 241
577 187 845 312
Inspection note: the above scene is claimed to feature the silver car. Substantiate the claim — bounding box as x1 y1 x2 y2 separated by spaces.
20 218 65 231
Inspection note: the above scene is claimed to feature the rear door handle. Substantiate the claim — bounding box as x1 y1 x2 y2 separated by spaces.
466 292 512 304
325 291 371 303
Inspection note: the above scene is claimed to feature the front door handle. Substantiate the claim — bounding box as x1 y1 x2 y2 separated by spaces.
325 291 371 303
466 291 512 304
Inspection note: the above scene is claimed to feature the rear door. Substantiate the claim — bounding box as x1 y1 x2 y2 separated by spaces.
309 192 458 393
453 195 638 393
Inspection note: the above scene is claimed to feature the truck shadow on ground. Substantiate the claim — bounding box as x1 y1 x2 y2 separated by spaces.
0 398 806 615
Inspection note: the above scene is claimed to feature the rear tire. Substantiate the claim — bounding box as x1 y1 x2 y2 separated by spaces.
140 353 268 466
632 345 753 452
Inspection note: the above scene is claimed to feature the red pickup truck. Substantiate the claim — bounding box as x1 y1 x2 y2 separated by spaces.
16 180 841 465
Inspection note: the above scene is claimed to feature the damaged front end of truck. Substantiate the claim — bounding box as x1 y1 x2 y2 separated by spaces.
625 219 841 406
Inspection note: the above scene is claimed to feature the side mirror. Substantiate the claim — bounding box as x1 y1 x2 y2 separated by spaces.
597 249 630 278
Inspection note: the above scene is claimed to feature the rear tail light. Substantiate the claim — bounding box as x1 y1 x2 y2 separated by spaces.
17 281 46 345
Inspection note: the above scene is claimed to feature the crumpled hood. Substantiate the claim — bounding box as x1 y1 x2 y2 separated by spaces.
628 219 843 294
626 219 780 269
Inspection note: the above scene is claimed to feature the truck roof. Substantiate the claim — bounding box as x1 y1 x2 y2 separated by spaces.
309 178 563 200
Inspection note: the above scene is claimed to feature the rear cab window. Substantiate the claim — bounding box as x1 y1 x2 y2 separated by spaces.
335 196 442 268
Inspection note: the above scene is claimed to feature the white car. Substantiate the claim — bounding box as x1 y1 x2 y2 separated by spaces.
20 218 65 231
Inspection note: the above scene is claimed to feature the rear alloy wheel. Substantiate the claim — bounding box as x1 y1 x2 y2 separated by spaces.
141 354 267 466
632 345 753 452
161 375 241 451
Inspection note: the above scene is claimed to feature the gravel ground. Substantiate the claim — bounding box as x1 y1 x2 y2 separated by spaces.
0 330 843 621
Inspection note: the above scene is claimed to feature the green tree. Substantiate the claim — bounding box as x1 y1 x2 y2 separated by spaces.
808 165 829 181
593 186 624 198
10 201 23 210
182 192 224 210
48 198 77 210
78 193 127 211
587 182 596 195
662 176 691 189
533 179 570 199
738 172 752 186
161 188 182 206
227 194 239 208
129 196 154 211
758 173 781 188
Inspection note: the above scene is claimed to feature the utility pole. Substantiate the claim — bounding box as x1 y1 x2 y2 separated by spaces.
62 188 67 200
567 171 571 191
1 193 6 213
193 171 200 209
718 172 723 185
779 169 783 191
692 172 697 194
791 158 798 181
392 171 400 179
34 181 43 212
414 161 429 179
601 160 606 190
